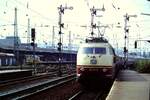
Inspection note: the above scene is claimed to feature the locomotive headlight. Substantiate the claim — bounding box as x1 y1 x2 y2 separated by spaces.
102 68 107 72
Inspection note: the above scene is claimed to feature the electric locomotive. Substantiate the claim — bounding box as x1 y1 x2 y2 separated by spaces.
76 37 119 85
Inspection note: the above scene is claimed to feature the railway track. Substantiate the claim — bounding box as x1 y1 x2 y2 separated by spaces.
0 74 76 100
69 90 105 100
69 79 114 100
0 66 75 89
0 72 57 88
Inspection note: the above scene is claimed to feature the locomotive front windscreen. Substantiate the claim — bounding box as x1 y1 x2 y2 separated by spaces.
95 47 106 54
79 47 106 54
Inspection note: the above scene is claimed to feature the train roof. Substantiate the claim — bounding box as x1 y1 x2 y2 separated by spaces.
80 37 111 48
85 37 108 43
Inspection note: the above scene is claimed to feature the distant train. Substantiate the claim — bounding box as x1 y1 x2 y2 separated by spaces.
0 52 16 66
76 37 120 85
25 55 41 65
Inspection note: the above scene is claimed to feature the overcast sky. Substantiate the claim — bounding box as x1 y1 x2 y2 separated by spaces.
0 0 150 51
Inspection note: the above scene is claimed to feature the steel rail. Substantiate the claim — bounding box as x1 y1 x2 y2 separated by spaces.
0 72 57 88
69 90 105 100
68 91 83 100
0 74 76 100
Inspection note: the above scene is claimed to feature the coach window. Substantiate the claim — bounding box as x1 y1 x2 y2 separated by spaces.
95 47 106 54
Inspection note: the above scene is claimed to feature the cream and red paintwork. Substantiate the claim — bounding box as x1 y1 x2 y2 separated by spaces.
76 41 117 80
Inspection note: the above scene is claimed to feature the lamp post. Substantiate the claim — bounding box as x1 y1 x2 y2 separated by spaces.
52 26 57 49
14 7 19 66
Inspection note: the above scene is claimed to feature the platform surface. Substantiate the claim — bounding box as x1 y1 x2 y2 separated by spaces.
106 70 150 100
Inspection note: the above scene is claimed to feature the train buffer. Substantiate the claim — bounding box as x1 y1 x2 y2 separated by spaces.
106 70 150 100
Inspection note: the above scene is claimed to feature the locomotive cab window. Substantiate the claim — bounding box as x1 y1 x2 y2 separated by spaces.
79 47 106 54
80 47 94 54
95 47 106 54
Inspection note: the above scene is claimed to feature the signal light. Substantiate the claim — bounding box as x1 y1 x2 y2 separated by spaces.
92 24 96 29
58 42 62 46
31 28 35 47
93 10 96 15
60 23 64 28
125 29 129 33
31 28 35 40
91 32 94 35
135 41 137 48
126 16 129 21
32 38 34 41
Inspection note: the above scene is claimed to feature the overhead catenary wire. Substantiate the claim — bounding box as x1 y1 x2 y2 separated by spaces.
1 0 150 29
0 0 150 49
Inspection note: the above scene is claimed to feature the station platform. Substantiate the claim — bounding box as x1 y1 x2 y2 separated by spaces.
106 70 150 100
0 70 32 82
